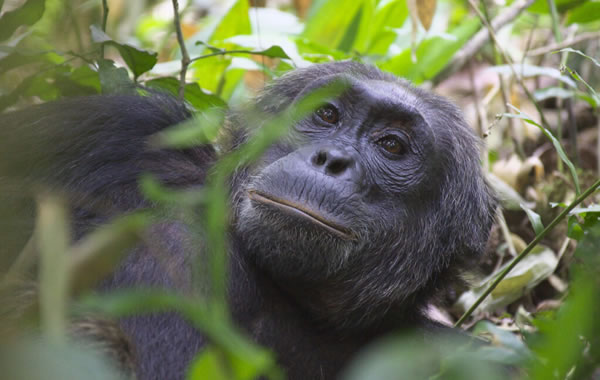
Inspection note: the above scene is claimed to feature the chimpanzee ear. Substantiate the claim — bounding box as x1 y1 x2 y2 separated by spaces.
429 106 498 264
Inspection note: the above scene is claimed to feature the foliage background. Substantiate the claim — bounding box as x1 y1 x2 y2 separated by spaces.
0 0 599 379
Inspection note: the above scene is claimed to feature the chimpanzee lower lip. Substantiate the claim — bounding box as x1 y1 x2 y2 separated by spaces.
248 190 355 240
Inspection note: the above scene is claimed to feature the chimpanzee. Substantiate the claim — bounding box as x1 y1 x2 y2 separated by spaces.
0 61 496 380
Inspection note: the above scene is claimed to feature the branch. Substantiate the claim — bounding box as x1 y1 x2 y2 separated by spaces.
172 0 190 100
435 0 534 84
466 0 552 132
528 31 600 56
100 0 109 58
190 49 268 63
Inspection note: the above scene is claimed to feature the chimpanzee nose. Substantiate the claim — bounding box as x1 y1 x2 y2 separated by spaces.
310 146 355 177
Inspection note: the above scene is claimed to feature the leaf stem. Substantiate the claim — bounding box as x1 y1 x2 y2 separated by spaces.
190 49 266 63
172 0 190 100
100 0 109 58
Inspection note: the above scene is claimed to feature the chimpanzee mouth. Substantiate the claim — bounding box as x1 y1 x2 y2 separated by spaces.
248 190 355 240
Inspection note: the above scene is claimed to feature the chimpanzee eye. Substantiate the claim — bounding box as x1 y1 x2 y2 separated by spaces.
377 135 406 155
315 104 339 124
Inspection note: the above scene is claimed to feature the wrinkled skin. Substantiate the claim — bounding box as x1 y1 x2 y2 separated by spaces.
0 62 496 380
232 63 496 331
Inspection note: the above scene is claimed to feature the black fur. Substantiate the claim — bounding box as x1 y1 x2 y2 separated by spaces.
0 62 496 380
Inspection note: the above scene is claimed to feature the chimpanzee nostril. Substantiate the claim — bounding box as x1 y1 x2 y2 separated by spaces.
327 156 351 174
312 150 328 166
310 147 354 176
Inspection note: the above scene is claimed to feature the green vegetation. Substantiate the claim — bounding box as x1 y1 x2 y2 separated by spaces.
1 0 599 379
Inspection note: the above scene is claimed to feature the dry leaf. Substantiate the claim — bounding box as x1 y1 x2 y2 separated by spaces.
417 0 437 30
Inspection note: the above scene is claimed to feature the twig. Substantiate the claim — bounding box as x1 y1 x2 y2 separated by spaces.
172 0 190 100
597 113 600 177
468 61 485 137
481 0 525 158
466 0 553 133
251 3 267 87
546 0 567 172
530 34 600 58
190 49 267 63
455 178 600 328
435 0 534 84
497 209 517 258
100 0 109 58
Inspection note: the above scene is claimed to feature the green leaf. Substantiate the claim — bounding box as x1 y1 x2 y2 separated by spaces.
97 59 134 94
302 0 374 53
576 92 600 108
504 106 581 195
365 0 409 55
187 53 252 100
488 63 576 88
0 48 52 73
472 321 532 365
253 45 290 59
145 77 226 111
569 204 600 214
192 44 291 60
528 0 586 14
379 18 479 83
186 347 231 380
487 173 532 211
187 344 277 380
139 175 206 206
195 40 225 53
24 71 61 100
37 194 70 341
2 337 128 380
68 212 150 294
342 333 505 380
0 0 45 41
295 37 348 61
528 271 599 380
90 25 158 79
521 204 544 235
337 4 363 52
63 65 101 93
0 73 37 110
149 107 225 149
566 1 600 24
533 86 575 102
558 47 600 67
456 245 558 313
209 0 251 44
567 215 584 240
562 65 599 104
79 290 279 379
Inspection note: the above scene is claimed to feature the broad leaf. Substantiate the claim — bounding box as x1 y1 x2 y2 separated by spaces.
379 18 479 83
566 1 600 24
521 204 544 235
145 77 226 111
302 0 374 53
456 245 559 313
209 0 252 44
365 0 409 55
0 0 45 41
97 59 134 94
90 25 157 79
